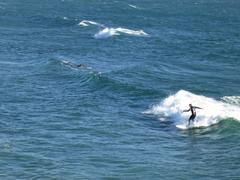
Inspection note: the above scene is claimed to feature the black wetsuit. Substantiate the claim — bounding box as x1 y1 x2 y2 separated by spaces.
183 106 201 125
189 107 196 121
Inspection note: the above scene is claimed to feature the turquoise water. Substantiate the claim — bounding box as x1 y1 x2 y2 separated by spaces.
0 0 240 179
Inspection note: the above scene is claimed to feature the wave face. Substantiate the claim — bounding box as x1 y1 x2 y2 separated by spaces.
145 90 240 129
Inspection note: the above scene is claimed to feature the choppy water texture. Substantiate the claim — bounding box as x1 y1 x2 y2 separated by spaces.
0 0 240 179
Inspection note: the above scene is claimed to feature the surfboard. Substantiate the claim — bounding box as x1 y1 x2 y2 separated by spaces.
176 124 188 130
176 124 194 130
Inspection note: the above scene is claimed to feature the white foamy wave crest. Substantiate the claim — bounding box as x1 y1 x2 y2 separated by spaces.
128 4 138 9
94 27 149 39
94 28 120 39
221 96 240 106
144 90 240 129
78 20 103 27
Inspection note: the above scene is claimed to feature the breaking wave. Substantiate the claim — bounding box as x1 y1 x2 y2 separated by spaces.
94 27 149 39
78 20 149 39
221 96 240 106
78 20 104 27
144 90 240 129
128 4 139 9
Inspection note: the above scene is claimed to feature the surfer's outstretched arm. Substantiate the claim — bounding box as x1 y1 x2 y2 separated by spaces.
182 109 190 112
193 106 202 109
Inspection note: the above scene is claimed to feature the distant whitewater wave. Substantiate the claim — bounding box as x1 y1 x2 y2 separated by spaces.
128 4 139 9
144 90 240 129
78 20 149 39
78 20 104 27
94 27 149 39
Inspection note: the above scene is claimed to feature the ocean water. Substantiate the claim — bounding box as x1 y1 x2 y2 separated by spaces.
0 0 240 179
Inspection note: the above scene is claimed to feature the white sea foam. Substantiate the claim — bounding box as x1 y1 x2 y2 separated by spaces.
144 90 240 129
221 96 240 105
128 4 138 9
94 27 149 39
94 28 120 39
79 20 149 39
78 20 103 27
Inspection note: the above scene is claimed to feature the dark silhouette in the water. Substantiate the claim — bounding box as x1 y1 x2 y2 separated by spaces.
62 60 86 68
76 64 85 67
183 104 202 125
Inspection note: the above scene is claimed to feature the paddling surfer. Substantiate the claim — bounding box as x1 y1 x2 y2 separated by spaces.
76 64 85 68
183 104 202 125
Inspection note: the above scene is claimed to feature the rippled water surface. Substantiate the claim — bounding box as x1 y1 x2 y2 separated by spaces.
0 0 240 179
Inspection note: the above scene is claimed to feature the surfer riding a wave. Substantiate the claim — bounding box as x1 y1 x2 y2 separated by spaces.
183 104 202 126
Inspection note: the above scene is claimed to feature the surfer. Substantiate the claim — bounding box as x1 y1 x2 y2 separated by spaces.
61 60 85 68
76 64 85 67
183 104 202 125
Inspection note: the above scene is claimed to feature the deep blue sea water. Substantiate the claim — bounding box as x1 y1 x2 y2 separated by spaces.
0 0 240 179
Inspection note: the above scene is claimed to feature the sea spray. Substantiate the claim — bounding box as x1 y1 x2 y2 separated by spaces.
144 90 240 129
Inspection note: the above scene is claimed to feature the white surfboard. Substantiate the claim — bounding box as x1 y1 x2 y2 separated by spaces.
176 124 188 130
176 124 194 130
